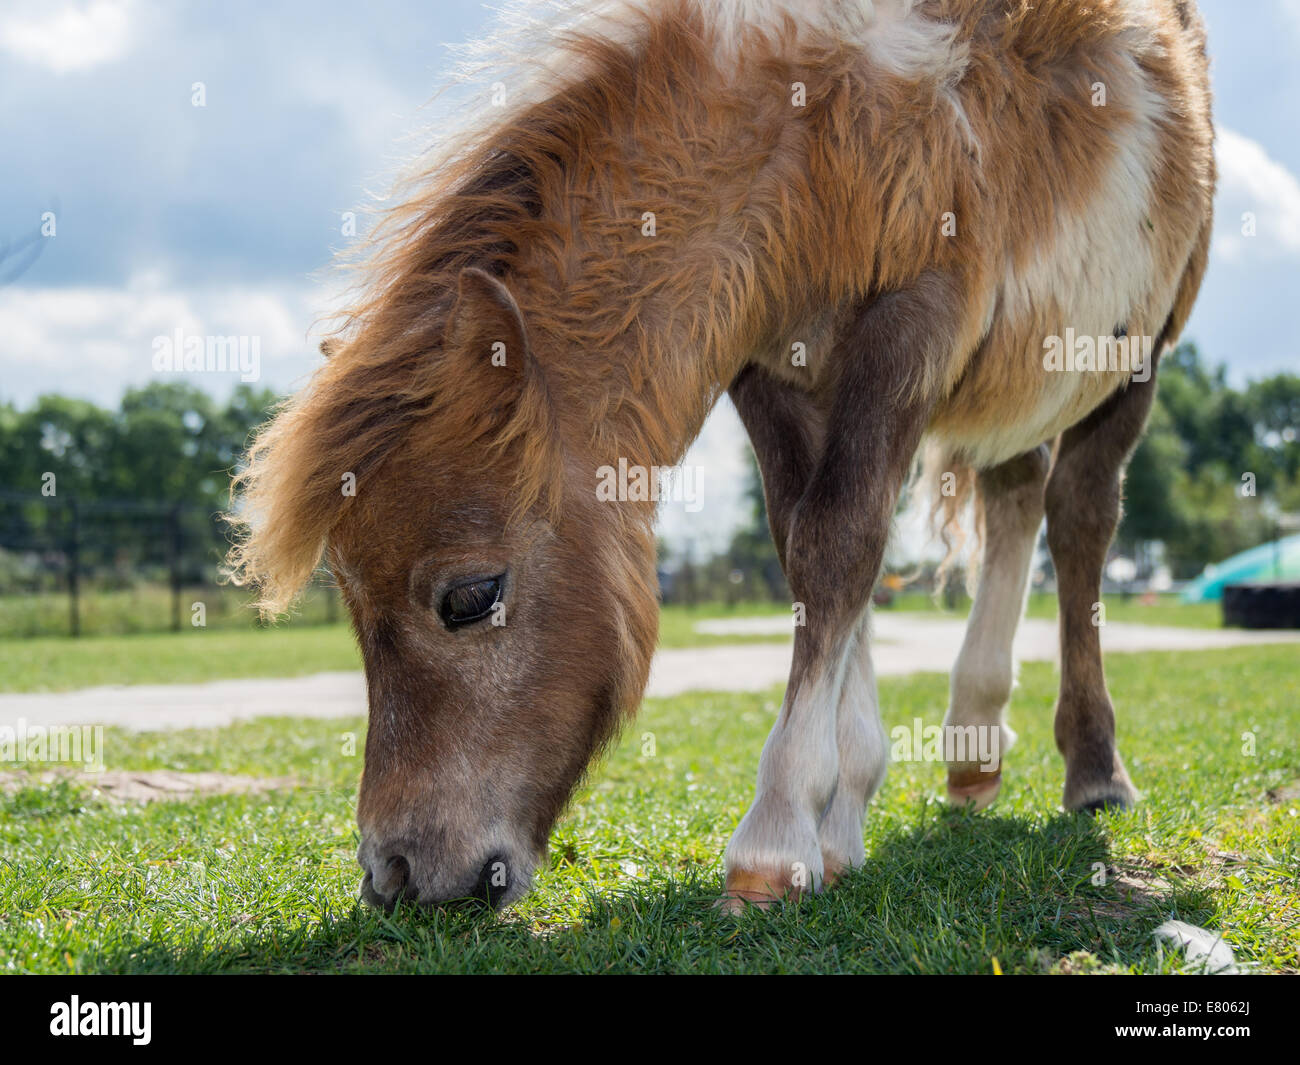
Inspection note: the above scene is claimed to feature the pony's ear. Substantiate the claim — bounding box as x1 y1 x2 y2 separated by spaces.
445 267 564 519
446 267 533 380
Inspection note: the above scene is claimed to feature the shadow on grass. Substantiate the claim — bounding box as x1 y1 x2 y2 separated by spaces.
80 808 1206 974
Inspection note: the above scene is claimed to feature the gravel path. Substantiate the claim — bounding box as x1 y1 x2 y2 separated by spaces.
1 614 1295 732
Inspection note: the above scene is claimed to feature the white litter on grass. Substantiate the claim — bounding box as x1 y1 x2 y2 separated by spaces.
1153 920 1240 974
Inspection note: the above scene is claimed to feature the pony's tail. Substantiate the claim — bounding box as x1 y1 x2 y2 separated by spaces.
917 441 980 599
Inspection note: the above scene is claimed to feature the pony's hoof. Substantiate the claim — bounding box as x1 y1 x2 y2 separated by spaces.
719 868 807 913
1073 792 1134 814
1063 754 1138 813
820 856 847 888
946 766 1002 811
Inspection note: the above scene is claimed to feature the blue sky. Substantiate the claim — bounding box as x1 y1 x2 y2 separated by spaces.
2 0 1298 552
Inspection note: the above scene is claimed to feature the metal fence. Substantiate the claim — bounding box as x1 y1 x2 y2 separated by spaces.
0 490 337 637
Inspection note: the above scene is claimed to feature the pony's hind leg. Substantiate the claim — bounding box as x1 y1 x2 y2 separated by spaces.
723 273 959 908
944 446 1049 810
1046 368 1160 811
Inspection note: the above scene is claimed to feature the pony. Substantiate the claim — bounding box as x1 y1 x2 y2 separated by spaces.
227 0 1214 910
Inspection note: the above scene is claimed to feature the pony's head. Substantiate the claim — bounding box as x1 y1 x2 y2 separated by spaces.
225 1 745 907
227 266 658 909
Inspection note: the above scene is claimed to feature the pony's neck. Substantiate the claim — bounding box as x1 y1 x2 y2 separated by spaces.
512 64 846 502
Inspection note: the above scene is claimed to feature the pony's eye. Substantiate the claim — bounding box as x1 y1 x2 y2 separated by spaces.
439 576 503 629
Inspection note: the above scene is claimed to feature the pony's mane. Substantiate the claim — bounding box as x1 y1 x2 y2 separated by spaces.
226 0 979 614
226 1 721 614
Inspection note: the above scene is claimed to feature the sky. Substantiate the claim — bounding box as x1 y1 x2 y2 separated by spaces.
1 0 1298 556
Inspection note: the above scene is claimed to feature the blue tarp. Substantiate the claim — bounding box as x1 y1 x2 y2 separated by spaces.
1180 533 1300 602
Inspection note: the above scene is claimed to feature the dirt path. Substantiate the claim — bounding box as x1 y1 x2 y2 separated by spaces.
1 615 1295 732
648 614 1300 695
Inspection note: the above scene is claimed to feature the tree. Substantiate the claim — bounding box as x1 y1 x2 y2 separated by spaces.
721 448 786 601
1120 343 1297 577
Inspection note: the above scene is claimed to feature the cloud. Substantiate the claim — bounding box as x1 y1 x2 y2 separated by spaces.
1213 126 1300 262
0 0 134 75
1281 0 1300 34
0 275 327 405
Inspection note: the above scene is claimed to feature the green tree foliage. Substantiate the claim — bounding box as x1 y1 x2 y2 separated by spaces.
723 449 788 601
0 382 279 512
0 384 282 598
1120 343 1300 577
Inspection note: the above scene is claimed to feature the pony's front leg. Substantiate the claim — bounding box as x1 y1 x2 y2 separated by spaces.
815 612 886 884
723 482 902 908
727 366 883 892
723 275 957 908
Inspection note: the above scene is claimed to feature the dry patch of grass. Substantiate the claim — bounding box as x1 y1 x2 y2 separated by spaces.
0 768 297 805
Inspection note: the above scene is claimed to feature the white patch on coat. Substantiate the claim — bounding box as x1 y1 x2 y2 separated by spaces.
815 612 887 872
725 607 880 885
940 31 1170 469
710 0 974 148
712 0 966 76
452 1 975 149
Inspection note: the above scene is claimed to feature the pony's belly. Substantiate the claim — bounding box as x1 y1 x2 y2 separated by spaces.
926 333 1139 469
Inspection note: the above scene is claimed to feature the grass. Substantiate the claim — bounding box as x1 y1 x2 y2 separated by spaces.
0 596 1225 692
0 582 340 639
0 604 791 693
654 600 798 647
885 590 1224 629
0 626 364 692
1 644 1295 974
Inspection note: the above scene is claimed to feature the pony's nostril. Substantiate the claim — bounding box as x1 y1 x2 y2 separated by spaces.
361 850 413 909
471 853 511 908
361 848 514 910
386 854 411 888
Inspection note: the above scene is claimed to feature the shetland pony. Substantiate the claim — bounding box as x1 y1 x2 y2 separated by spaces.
228 0 1214 909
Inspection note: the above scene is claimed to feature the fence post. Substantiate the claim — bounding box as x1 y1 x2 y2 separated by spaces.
67 499 80 637
169 505 182 632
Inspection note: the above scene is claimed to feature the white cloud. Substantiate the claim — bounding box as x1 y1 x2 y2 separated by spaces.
0 276 325 404
0 0 134 75
288 53 422 170
1282 0 1300 34
1213 126 1300 262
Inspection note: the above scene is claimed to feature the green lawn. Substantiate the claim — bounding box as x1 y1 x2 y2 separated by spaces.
885 590 1223 629
0 582 340 639
1 645 1295 974
0 596 1225 692
0 626 364 692
0 604 795 693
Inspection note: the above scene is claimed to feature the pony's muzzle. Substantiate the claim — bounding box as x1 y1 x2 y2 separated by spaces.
357 842 517 911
